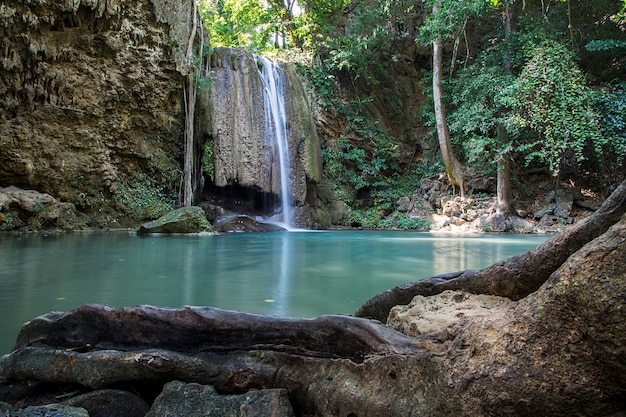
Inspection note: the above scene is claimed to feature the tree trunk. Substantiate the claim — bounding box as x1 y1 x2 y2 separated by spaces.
495 0 516 215
432 4 465 197
495 127 516 215
182 0 198 207
1 209 625 415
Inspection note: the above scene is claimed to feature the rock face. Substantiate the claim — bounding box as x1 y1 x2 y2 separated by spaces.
0 185 86 231
138 206 213 234
204 48 322 226
146 381 294 417
0 0 199 227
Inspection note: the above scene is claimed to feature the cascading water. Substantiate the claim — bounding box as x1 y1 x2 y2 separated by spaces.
255 55 294 229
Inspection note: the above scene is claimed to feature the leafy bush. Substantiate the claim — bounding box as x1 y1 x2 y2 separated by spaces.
113 172 174 221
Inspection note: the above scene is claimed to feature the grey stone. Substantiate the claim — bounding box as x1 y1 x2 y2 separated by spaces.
214 215 285 233
145 381 294 417
0 401 89 417
554 189 574 218
62 389 150 417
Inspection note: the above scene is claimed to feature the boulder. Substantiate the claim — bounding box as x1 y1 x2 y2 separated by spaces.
214 215 285 233
62 389 149 417
473 213 510 232
554 189 574 218
138 207 213 234
0 186 86 231
0 402 88 417
146 381 294 417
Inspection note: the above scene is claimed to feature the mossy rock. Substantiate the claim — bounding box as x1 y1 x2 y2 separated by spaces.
138 207 214 234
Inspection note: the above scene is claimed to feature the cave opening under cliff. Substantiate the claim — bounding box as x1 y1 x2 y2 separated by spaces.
201 182 282 218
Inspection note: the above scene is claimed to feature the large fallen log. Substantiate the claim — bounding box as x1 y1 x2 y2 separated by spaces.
356 179 626 322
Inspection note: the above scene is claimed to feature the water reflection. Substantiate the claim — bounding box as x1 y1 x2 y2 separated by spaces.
0 231 548 354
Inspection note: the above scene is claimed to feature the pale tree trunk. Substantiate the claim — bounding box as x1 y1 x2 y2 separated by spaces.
496 0 516 215
432 5 465 197
496 127 516 215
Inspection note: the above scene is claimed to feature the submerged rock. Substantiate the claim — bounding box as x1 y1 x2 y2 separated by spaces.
214 215 285 233
138 207 213 234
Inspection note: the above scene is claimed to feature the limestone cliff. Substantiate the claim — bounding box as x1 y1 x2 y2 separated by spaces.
0 0 199 228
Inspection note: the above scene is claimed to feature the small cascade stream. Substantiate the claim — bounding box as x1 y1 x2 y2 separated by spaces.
254 55 294 229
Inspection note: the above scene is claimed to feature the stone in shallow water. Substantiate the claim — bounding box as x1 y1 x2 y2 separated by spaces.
214 215 285 233
145 381 294 417
138 206 213 234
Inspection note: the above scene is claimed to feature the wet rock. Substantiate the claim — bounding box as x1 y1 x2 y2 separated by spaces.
138 207 213 234
62 389 150 417
208 49 320 210
0 401 88 417
145 381 294 417
214 215 285 233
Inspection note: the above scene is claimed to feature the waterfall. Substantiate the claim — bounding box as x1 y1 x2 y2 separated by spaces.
255 55 294 229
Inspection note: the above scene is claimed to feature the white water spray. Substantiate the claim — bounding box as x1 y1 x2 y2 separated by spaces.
255 55 294 229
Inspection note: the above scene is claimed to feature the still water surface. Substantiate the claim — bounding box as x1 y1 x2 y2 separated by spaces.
0 231 548 354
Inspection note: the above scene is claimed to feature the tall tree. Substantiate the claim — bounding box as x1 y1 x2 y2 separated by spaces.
495 0 516 215
422 1 480 197
432 17 465 197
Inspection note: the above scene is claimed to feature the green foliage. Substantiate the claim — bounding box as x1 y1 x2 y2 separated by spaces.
199 0 272 51
447 62 513 173
317 3 391 78
113 172 174 221
617 0 626 22
504 42 602 171
593 83 626 165
416 0 485 45
585 39 626 52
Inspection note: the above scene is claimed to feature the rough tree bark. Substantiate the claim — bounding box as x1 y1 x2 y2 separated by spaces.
1 182 625 416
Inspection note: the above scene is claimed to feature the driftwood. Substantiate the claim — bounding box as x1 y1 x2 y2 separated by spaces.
356 179 626 322
1 181 625 416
